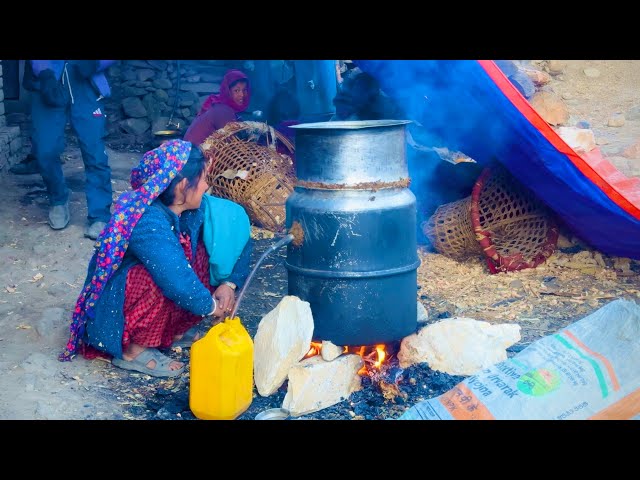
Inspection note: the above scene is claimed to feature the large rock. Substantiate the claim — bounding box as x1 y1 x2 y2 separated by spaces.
142 94 162 122
119 118 150 135
253 296 314 396
529 91 569 126
508 71 536 99
121 86 148 97
546 60 567 75
398 317 521 375
154 89 169 102
153 78 173 90
282 354 363 417
136 69 155 82
522 68 551 86
121 70 137 82
122 97 148 118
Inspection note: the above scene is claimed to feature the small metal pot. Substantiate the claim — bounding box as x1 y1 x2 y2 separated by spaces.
154 129 182 137
254 408 291 420
151 129 183 148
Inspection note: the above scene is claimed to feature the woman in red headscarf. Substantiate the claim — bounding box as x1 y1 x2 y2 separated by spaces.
184 69 251 145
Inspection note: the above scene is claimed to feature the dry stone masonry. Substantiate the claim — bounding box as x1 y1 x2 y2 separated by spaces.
105 60 243 146
0 61 26 173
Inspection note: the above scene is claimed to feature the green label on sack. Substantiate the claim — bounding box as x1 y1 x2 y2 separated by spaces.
517 368 561 396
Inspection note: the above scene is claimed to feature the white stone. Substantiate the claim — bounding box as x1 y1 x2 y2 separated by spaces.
282 354 363 417
417 301 429 324
556 126 596 153
398 317 521 375
321 341 343 361
253 296 314 396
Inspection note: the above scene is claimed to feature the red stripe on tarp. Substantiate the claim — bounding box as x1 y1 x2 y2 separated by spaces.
477 60 640 221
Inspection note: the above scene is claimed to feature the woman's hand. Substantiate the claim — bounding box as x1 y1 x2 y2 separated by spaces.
213 285 236 318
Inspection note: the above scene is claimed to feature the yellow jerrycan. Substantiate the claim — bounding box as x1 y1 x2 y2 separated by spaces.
189 317 254 420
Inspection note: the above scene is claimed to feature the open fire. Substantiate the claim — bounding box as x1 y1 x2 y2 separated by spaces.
303 341 399 376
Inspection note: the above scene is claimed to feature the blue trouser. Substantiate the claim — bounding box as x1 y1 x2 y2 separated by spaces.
31 64 112 224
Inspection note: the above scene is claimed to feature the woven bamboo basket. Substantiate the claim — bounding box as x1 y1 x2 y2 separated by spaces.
422 164 558 273
201 121 296 232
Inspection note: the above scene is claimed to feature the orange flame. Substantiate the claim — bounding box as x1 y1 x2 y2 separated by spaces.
303 341 322 359
374 344 386 368
304 342 391 375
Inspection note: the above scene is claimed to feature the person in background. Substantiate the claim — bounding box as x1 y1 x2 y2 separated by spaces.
23 60 116 239
183 69 251 145
264 86 301 168
331 68 402 121
266 86 300 144
59 140 252 378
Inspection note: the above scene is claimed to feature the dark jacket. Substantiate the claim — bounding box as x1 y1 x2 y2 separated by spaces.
83 200 251 359
23 60 115 99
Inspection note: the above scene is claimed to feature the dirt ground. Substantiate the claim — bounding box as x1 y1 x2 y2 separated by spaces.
0 60 638 420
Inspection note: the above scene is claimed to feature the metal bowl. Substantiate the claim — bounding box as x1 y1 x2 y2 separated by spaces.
255 408 290 420
154 129 182 136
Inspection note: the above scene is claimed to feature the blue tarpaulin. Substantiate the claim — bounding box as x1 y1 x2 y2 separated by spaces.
355 60 640 259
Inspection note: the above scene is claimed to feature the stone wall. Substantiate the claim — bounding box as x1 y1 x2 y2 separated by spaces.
0 61 26 173
105 60 244 147
0 60 320 164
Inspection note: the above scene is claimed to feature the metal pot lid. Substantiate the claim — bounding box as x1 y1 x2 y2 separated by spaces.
291 119 412 130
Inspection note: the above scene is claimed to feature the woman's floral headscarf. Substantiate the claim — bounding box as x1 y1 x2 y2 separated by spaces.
59 139 192 361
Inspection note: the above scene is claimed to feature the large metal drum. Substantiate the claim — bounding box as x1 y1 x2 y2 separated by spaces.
285 120 420 346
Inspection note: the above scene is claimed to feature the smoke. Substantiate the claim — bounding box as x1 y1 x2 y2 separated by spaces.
355 60 514 159
354 60 511 244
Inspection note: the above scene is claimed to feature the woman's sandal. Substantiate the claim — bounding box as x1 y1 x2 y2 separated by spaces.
171 325 202 349
112 348 185 378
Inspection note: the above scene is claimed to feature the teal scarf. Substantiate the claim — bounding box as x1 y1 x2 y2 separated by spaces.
201 194 251 285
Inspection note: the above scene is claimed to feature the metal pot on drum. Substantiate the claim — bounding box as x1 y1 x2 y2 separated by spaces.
285 120 420 346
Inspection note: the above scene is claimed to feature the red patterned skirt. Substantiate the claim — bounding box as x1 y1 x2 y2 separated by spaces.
82 234 214 359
